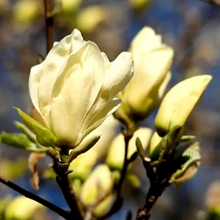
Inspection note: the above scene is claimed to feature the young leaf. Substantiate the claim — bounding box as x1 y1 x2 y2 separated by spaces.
14 107 57 147
170 142 201 184
0 132 48 153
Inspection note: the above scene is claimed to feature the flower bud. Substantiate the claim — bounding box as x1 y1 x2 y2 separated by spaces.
13 0 40 25
117 27 174 123
106 127 152 170
86 115 119 159
57 0 82 14
76 6 108 34
149 131 162 157
155 75 212 136
5 196 44 220
80 164 114 217
69 148 98 181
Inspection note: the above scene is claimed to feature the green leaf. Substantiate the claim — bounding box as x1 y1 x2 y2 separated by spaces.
170 142 201 183
14 121 36 143
0 132 48 153
14 107 57 147
68 135 100 163
180 135 196 143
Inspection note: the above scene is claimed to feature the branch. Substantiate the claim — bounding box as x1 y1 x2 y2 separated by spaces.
53 158 84 220
43 0 54 53
0 176 71 219
135 159 170 220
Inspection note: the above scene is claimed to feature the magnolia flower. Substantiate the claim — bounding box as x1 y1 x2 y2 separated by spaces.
155 75 212 136
17 29 133 148
117 27 174 122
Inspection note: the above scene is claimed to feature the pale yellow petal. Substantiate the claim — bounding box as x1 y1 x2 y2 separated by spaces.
50 43 105 146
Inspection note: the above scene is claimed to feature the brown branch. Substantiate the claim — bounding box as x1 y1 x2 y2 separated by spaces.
53 157 84 220
43 0 54 53
135 156 171 219
0 176 71 219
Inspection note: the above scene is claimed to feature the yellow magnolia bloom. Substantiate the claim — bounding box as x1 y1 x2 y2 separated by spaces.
106 127 152 170
117 26 174 121
155 75 212 136
80 164 114 216
22 29 133 148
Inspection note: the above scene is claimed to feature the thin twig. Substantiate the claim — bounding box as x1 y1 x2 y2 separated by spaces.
135 153 171 219
0 176 71 219
43 0 54 53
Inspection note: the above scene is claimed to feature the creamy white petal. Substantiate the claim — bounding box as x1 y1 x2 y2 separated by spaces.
130 27 163 56
38 31 85 118
158 71 172 98
50 43 105 146
29 64 43 116
101 52 134 100
123 47 174 105
101 52 111 68
80 98 121 143
70 29 85 53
